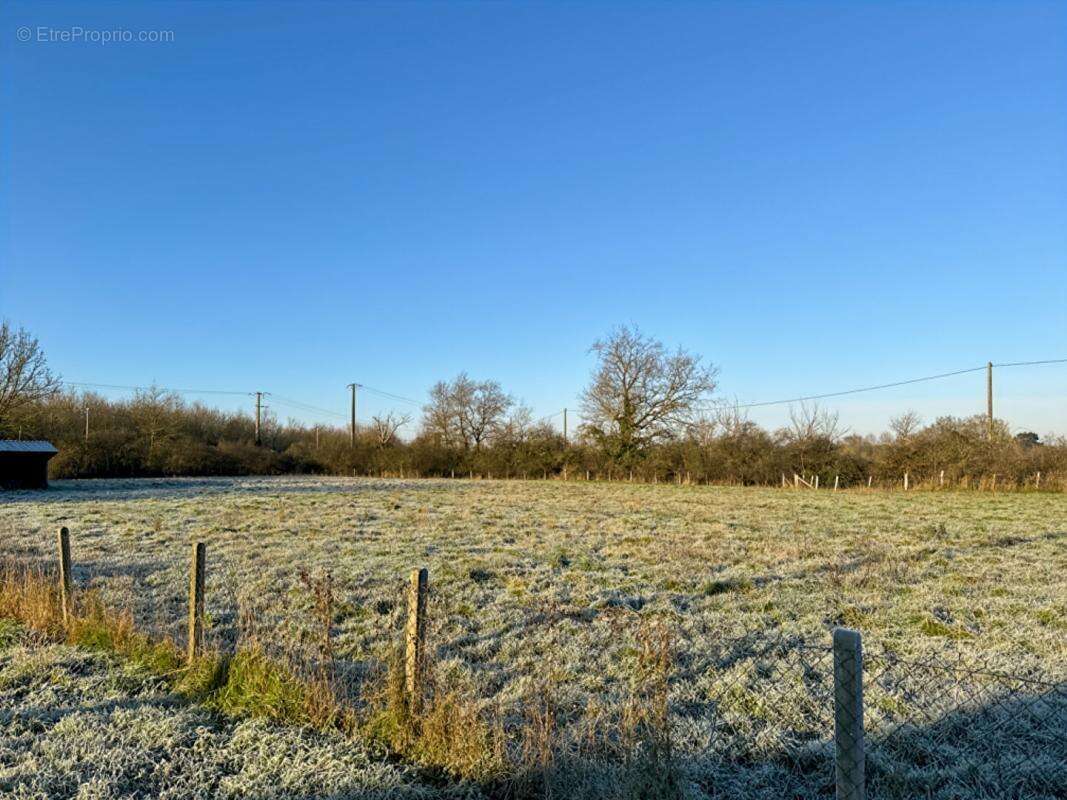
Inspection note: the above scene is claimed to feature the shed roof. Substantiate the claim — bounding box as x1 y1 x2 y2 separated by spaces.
0 440 59 454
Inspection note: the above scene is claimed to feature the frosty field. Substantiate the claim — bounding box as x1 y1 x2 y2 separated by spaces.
1 476 1065 798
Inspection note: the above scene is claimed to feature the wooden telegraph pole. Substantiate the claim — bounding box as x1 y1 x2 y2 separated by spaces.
986 361 993 441
254 392 263 446
347 383 359 447
563 408 568 443
84 407 89 442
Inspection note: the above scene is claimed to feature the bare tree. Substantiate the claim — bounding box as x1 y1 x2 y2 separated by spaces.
580 325 717 460
496 404 535 444
0 322 61 430
889 410 923 440
687 412 719 448
712 401 754 438
371 411 412 448
787 401 846 442
128 386 182 454
421 373 513 450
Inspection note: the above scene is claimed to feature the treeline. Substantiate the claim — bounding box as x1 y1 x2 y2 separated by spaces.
5 388 1064 488
2 321 1064 488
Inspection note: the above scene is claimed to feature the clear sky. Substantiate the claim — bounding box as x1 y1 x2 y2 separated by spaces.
2 1 1065 437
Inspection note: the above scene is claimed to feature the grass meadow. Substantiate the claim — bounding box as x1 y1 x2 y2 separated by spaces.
1 477 1064 798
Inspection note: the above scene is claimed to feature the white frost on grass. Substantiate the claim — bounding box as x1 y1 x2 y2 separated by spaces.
0 631 468 799
1 476 1064 798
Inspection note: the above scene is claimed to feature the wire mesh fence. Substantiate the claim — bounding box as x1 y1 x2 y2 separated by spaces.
2 526 1065 799
863 648 1067 799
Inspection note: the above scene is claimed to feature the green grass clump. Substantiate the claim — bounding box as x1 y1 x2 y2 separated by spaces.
700 577 753 596
0 618 24 648
208 649 310 722
919 617 973 639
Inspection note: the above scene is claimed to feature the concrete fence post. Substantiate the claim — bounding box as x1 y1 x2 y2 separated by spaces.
834 475 839 492
57 527 73 625
405 567 429 713
187 542 206 661
833 627 865 800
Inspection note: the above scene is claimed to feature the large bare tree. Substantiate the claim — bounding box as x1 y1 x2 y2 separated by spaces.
0 322 61 430
580 325 717 460
370 411 412 448
422 373 513 450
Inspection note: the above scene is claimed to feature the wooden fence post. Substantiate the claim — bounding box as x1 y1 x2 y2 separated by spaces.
939 469 944 488
867 475 872 489
405 567 429 714
815 475 820 490
834 475 839 492
991 473 997 492
903 472 909 491
57 527 73 625
1036 471 1041 489
187 542 206 662
794 473 799 489
833 627 865 800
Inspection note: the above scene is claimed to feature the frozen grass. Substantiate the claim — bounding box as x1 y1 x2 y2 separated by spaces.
1 476 1065 797
0 622 467 799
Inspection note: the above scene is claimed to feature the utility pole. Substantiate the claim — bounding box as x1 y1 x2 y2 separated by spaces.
254 392 263 446
84 407 89 442
563 408 568 443
986 361 993 441
347 383 358 446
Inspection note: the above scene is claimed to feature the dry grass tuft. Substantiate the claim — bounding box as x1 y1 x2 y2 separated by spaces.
364 641 505 782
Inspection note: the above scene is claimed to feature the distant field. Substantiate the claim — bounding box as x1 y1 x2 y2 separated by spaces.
1 477 1064 798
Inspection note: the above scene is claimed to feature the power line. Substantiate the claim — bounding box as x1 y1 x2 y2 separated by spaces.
270 394 348 420
64 381 250 396
357 384 423 406
992 358 1067 369
703 359 1067 411
62 357 1066 429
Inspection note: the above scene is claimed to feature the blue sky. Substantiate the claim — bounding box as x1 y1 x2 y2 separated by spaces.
2 1 1065 436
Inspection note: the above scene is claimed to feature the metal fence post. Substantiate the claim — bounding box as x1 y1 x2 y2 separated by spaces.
187 542 206 661
833 627 865 800
57 527 73 625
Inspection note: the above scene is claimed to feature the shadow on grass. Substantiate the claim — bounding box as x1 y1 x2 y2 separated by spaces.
3 475 469 504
